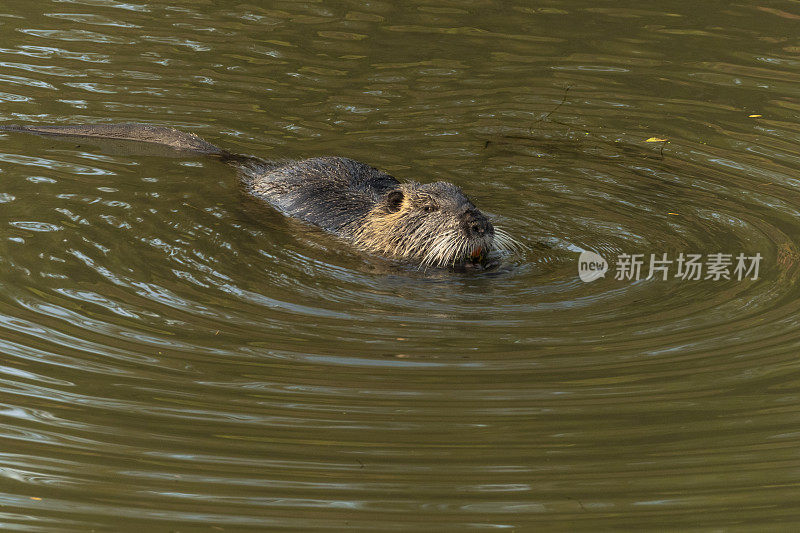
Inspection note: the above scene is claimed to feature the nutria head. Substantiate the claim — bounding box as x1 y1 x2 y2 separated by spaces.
353 181 519 267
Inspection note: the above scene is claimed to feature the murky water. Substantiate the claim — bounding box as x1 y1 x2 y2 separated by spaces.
1 1 800 530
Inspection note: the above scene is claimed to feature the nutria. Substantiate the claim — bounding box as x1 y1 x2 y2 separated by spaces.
0 123 520 267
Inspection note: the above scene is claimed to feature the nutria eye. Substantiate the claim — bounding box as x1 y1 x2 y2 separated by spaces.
423 205 437 213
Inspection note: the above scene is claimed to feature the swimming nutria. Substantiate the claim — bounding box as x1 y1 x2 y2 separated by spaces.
0 123 520 268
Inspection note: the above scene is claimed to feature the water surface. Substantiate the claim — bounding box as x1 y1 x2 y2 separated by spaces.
1 0 800 530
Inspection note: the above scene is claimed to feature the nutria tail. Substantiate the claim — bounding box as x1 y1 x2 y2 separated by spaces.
0 122 277 177
0 122 227 155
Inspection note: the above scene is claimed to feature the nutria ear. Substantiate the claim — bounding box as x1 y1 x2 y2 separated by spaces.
386 189 404 213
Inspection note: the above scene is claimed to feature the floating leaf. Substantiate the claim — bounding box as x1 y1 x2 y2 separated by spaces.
748 114 762 118
645 137 667 142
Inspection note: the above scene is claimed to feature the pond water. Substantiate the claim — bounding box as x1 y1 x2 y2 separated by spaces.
1 0 800 530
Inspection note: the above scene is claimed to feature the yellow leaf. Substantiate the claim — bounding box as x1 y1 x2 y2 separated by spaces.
645 137 667 142
748 114 762 118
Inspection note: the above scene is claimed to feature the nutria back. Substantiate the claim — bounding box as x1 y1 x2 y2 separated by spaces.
249 157 400 235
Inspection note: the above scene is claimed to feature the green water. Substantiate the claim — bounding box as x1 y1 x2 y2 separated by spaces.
1 1 800 530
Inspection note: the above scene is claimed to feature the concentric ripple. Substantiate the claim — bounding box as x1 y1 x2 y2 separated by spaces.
1 0 800 531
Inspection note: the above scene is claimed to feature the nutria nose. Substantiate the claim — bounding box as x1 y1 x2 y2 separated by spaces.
462 209 493 237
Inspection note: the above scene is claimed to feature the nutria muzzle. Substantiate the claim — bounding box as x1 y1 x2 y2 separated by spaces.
461 208 494 239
